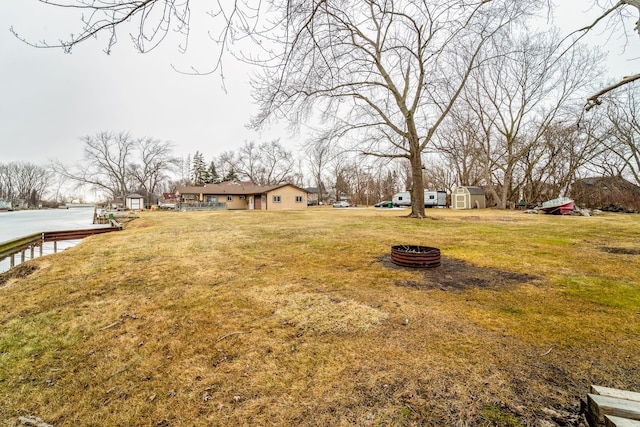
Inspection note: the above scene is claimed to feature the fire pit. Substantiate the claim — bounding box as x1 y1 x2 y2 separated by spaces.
390 245 441 268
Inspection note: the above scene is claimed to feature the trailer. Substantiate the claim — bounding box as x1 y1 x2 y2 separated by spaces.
392 190 446 208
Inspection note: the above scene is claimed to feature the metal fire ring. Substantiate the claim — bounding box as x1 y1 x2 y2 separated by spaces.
390 245 441 268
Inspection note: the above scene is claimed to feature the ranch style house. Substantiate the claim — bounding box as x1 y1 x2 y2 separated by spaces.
174 181 309 211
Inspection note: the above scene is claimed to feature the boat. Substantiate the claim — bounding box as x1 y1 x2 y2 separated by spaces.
540 197 575 215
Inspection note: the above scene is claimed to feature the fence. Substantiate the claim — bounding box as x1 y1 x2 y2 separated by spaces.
0 221 121 272
176 202 227 211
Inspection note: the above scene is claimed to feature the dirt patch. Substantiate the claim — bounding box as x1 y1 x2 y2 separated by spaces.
0 263 39 287
382 256 540 291
254 284 389 334
601 247 640 255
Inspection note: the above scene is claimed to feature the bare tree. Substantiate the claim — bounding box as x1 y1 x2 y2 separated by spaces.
422 154 458 194
216 150 241 182
304 134 338 205
454 32 603 208
0 162 51 207
52 131 176 202
129 137 180 196
52 131 135 202
591 84 640 184
0 164 12 201
433 110 486 187
220 140 296 185
248 0 542 217
233 142 263 184
258 140 296 186
519 118 606 203
562 1 640 108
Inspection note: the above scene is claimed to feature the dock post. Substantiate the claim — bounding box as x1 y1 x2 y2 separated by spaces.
30 245 35 259
54 241 57 253
10 254 15 268
21 250 25 263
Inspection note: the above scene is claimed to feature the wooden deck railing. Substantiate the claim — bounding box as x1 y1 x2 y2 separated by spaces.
0 220 121 270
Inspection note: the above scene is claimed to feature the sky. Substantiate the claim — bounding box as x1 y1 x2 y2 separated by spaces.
1 1 639 167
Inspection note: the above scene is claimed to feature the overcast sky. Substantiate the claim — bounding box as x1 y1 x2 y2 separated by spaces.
1 1 638 167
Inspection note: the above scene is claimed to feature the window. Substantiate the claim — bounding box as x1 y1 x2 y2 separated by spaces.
227 195 233 202
239 195 246 200
295 196 303 203
429 195 435 199
273 195 281 203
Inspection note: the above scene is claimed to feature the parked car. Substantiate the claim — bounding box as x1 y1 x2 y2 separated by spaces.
332 201 349 208
374 200 393 208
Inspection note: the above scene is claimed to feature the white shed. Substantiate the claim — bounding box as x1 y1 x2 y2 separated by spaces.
125 193 145 210
452 186 486 209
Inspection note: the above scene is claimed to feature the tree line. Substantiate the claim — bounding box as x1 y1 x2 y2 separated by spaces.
0 162 51 208
2 80 638 209
7 0 640 213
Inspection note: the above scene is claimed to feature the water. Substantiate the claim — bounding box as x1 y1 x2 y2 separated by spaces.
0 208 104 273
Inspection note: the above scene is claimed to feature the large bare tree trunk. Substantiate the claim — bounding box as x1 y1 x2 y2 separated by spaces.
409 137 425 217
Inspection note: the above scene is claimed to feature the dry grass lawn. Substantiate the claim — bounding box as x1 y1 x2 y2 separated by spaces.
1 208 639 426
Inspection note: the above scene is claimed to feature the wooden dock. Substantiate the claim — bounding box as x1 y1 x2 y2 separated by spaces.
586 385 640 427
0 221 121 270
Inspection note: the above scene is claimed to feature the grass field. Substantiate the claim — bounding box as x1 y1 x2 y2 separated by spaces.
1 208 639 426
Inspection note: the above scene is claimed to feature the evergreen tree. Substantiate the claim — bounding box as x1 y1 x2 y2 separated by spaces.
191 151 207 185
223 167 238 182
206 161 220 184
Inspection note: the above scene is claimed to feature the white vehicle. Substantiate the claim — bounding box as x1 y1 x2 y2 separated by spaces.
332 201 350 208
392 190 446 208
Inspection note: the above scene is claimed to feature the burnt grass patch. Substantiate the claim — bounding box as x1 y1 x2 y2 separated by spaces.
601 247 640 255
382 256 540 291
0 263 39 287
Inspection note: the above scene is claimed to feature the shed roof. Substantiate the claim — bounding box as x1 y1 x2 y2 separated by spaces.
461 186 485 195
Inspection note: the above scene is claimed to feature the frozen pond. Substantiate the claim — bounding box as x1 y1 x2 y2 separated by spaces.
0 208 104 273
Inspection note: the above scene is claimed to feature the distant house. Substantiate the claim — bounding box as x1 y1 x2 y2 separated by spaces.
571 176 640 211
174 181 309 211
161 193 179 204
452 186 486 209
156 192 176 208
305 186 330 206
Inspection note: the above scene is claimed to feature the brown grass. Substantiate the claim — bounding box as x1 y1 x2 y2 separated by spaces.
1 208 639 426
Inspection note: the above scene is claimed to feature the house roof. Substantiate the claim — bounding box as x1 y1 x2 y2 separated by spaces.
573 176 640 192
175 181 309 196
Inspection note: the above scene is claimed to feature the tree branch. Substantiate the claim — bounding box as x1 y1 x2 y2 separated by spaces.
586 73 640 111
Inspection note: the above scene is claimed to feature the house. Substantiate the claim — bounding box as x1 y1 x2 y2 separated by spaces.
571 176 640 212
125 193 145 210
304 186 330 206
452 186 486 209
158 192 179 209
174 181 309 211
